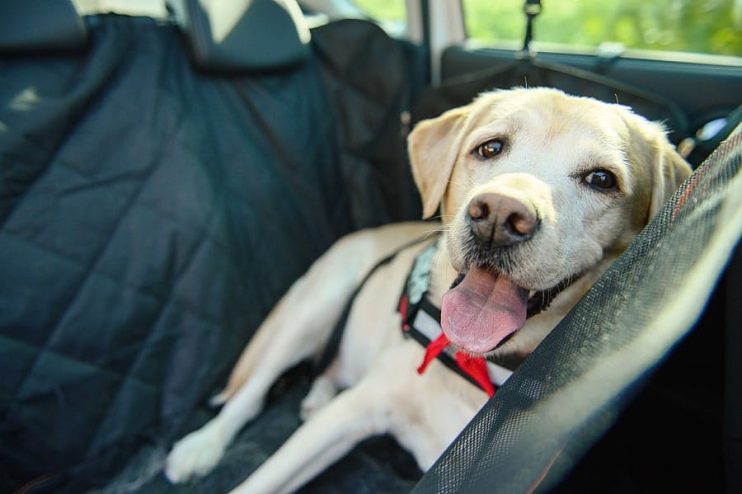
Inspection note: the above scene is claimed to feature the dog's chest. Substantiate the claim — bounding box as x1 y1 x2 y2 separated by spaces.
335 245 429 387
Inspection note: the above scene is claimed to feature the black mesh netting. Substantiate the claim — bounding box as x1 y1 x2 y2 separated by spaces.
412 125 741 494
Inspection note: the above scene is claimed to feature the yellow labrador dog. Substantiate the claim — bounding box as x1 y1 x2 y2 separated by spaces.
165 88 691 493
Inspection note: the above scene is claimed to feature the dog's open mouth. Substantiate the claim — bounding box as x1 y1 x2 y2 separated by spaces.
441 267 527 354
442 267 574 355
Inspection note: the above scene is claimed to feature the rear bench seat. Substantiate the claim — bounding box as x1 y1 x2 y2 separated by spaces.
0 1 423 492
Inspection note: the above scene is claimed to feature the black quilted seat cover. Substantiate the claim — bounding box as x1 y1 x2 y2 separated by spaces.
0 15 421 493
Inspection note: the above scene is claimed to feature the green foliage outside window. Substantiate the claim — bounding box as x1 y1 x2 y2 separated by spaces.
353 0 741 57
354 0 406 23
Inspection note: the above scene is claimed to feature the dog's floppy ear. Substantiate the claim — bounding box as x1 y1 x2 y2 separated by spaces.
649 138 692 218
648 138 692 218
623 112 692 220
408 106 470 219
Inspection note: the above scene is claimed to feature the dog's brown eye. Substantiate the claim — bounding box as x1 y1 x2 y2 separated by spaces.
474 139 505 160
583 169 618 191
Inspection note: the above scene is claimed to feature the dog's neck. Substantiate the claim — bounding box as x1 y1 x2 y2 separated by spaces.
427 238 458 308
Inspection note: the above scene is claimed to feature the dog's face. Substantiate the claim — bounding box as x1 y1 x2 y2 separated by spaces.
408 88 691 355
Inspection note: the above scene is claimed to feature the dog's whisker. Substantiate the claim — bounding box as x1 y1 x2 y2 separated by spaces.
425 224 450 236
446 179 468 188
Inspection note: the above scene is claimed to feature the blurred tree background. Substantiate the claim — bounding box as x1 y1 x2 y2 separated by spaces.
354 0 741 56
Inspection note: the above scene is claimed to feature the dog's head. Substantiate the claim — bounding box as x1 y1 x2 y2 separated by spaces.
408 87 691 355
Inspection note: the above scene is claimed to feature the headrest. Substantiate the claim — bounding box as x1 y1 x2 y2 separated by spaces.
172 0 311 72
0 0 88 54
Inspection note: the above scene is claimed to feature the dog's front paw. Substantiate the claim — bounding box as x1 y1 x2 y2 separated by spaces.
165 422 227 483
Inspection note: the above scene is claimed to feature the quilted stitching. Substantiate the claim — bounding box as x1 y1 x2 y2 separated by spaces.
0 16 419 493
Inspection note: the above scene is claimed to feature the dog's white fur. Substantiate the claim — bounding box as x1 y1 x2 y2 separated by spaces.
165 88 691 493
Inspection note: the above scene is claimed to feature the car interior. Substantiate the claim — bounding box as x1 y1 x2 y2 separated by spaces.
0 1 739 493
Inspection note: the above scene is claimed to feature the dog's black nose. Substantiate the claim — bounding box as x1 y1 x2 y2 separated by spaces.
467 193 538 247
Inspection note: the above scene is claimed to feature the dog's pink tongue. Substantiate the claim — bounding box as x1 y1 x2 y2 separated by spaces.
441 267 528 354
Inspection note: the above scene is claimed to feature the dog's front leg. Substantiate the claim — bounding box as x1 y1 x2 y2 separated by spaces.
228 378 388 494
166 230 402 483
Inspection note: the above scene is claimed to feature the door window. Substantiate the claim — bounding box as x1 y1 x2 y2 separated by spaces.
462 0 741 57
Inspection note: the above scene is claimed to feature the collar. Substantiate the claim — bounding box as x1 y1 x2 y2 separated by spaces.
398 239 515 397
